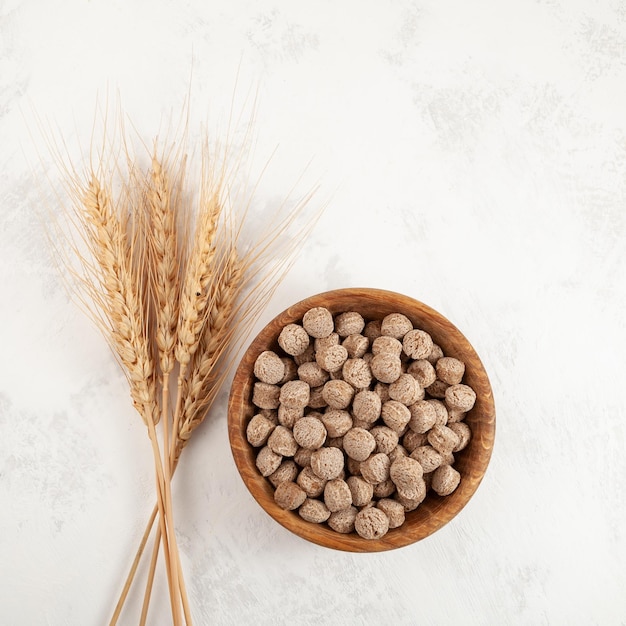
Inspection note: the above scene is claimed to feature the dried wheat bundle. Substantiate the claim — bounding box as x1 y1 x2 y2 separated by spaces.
47 110 320 625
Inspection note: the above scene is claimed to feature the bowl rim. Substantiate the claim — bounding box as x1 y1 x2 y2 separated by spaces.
227 287 496 552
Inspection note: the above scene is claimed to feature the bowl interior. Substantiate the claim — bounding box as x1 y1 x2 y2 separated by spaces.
227 288 496 552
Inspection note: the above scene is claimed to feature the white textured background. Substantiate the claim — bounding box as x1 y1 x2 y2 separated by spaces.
1 0 625 624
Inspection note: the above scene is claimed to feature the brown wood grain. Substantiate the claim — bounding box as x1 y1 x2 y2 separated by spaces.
227 288 496 552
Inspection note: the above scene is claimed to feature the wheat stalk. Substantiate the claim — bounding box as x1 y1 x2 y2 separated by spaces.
113 144 226 625
143 152 190 624
68 172 184 622
166 160 224 493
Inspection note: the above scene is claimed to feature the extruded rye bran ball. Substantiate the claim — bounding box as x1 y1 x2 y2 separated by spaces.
447 408 467 423
372 478 396 498
297 361 329 387
255 446 282 477
426 379 450 399
299 498 331 523
407 359 437 388
352 390 381 424
307 385 328 410
294 344 315 365
302 307 334 338
342 358 373 389
346 456 362 476
327 506 358 533
314 332 340 351
254 351 285 384
279 357 298 383
267 425 298 457
360 453 391 484
277 405 302 429
279 380 310 410
427 343 444 364
334 311 365 337
372 336 403 357
320 409 353 438
324 479 353 512
440 449 455 465
436 357 466 385
388 444 408 463
448 422 471 451
380 313 413 339
363 319 382 342
410 445 444 473
326 436 344 449
268 460 299 488
408 400 437 434
369 425 399 455
258 408 278 424
431 464 461 496
354 507 389 539
374 382 391 404
347 475 374 507
402 429 428 452
246 305 478 538
445 384 477 412
316 344 349 372
322 379 354 409
294 447 313 468
278 323 310 356
396 481 427 510
377 498 405 529
297 466 327 497
274 481 307 510
381 400 411 434
389 456 424 495
342 334 369 358
427 424 460 455
246 414 275 447
252 382 281 410
310 446 344 480
427 399 449 427
343 427 376 461
389 373 422 405
402 329 434 360
293 416 327 449
370 353 402 384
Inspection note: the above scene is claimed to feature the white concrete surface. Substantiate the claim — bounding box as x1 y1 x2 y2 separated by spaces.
1 1 625 624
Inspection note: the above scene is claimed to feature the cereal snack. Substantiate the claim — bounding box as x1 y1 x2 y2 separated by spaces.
246 305 475 539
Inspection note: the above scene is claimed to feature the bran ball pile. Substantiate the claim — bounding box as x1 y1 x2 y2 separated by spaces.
246 306 476 539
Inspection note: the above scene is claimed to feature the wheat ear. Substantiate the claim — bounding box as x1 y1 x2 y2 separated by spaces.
175 174 223 367
169 159 224 481
177 245 245 445
81 177 159 422
78 176 182 623
149 154 181 376
144 153 190 624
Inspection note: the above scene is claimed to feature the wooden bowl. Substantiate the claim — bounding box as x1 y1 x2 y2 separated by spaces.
227 288 495 552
